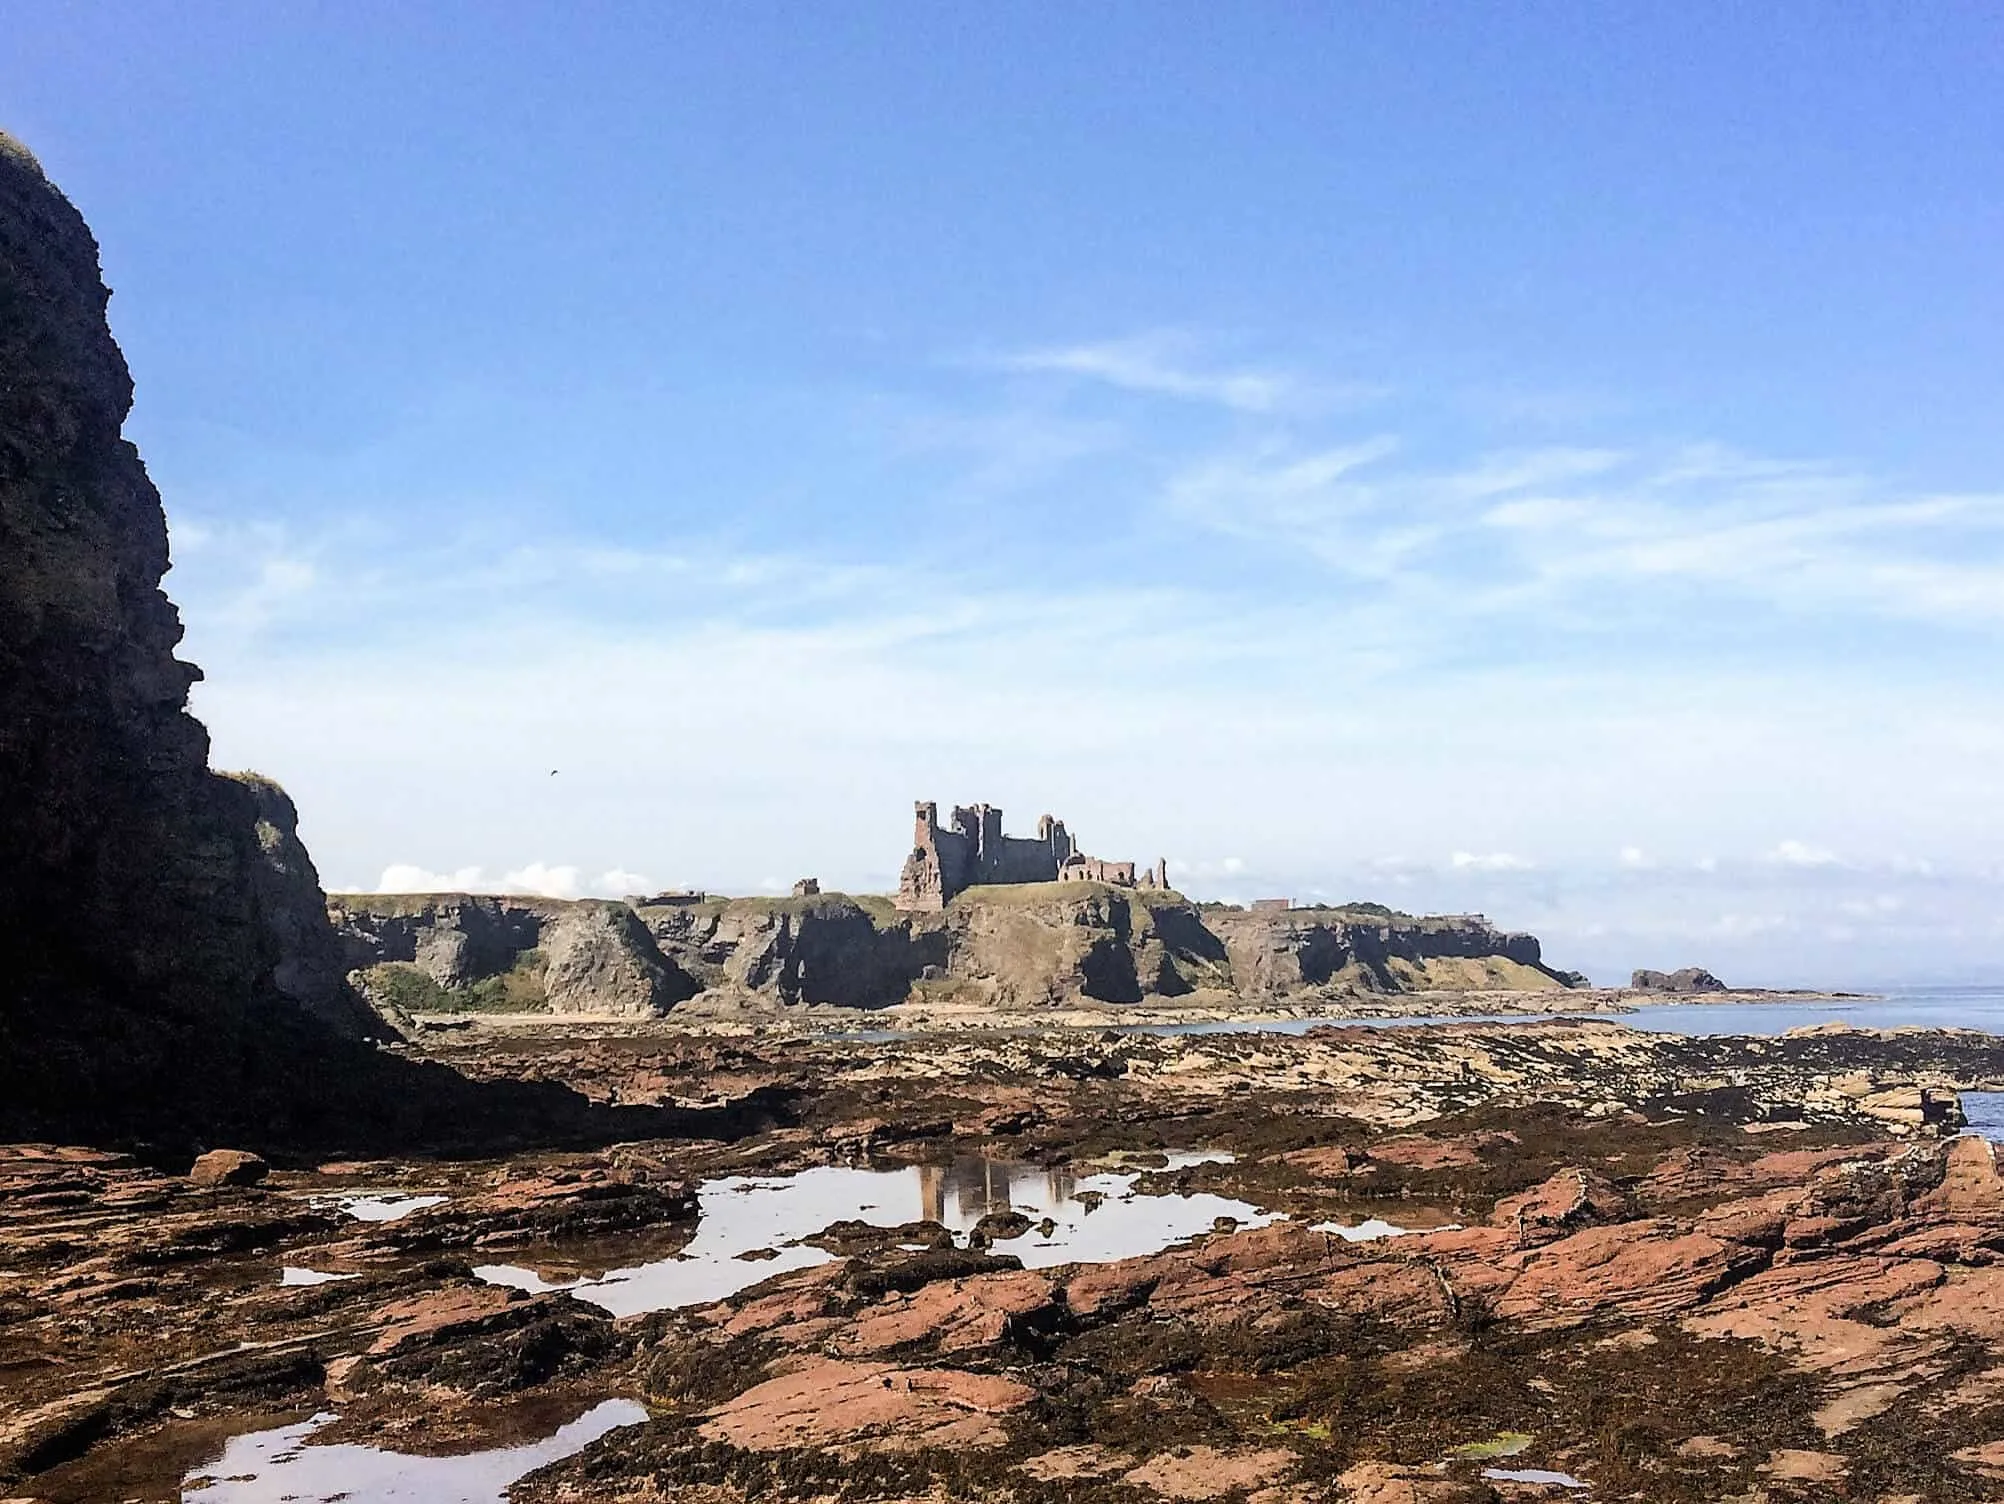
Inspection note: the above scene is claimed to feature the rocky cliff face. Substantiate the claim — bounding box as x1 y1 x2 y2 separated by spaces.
329 885 1573 1015
642 895 935 1009
0 134 381 1139
1207 906 1573 996
333 894 699 1016
0 135 675 1153
226 773 387 1036
919 886 1234 1007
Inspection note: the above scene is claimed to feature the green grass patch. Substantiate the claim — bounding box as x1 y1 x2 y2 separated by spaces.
359 953 549 1013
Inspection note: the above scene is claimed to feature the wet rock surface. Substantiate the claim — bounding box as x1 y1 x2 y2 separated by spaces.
4 1018 2003 1502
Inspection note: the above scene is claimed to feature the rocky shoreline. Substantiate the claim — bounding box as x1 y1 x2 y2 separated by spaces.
389 985 1879 1042
9 124 2003 1504
7 1015 2004 1502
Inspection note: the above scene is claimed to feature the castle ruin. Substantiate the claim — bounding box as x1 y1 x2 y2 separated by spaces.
897 800 1167 911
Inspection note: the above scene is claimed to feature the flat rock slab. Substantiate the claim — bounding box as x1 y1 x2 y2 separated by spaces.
701 1357 1033 1452
1122 1445 1297 1499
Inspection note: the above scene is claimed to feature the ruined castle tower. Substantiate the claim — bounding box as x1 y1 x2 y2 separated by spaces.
896 798 1152 910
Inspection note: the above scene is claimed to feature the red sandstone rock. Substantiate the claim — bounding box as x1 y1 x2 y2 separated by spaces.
1122 1445 1297 1499
1918 1134 2004 1220
1491 1168 1630 1243
1370 1131 1518 1170
836 1271 1059 1355
1950 1439 2004 1478
1309 1263 1454 1325
366 1286 526 1354
1016 1443 1129 1480
1280 1145 1361 1176
714 1264 847 1338
1694 1194 1793 1246
1492 1221 1761 1329
1900 1262 2004 1342
1337 1460 1495 1502
1685 1253 1947 1377
700 1357 1033 1452
188 1149 268 1187
1761 1448 1846 1484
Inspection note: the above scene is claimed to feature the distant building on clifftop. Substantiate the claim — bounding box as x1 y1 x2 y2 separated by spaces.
896 800 1167 912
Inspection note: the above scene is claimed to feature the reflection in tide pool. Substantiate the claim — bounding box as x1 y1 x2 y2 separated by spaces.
316 1193 449 1223
279 1267 358 1287
476 1157 1274 1317
1309 1217 1456 1242
180 1397 647 1503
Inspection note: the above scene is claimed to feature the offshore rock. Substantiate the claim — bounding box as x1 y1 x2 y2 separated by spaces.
1632 966 1728 992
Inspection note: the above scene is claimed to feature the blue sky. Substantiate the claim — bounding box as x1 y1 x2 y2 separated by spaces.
7 4 2003 984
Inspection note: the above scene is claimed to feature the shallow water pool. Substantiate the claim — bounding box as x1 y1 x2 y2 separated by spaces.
476 1155 1275 1317
181 1397 647 1503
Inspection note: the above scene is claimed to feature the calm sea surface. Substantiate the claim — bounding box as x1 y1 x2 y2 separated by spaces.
1122 985 2004 1039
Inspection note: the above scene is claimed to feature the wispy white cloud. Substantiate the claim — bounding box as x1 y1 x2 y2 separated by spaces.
996 334 1307 414
1451 851 1535 872
369 862 649 899
1159 432 2004 629
165 333 2004 986
1769 839 1841 868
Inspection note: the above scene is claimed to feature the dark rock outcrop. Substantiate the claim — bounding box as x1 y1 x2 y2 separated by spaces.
332 894 699 1015
0 132 707 1154
1208 907 1574 995
644 894 938 1009
227 772 388 1036
332 885 1579 1014
1633 967 1728 993
0 131 369 1138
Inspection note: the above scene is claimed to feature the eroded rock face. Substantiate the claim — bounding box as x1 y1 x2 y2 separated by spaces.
643 894 927 1008
0 136 698 1154
0 133 383 1140
230 774 388 1037
331 894 698 1016
541 902 688 1016
1208 907 1572 995
338 886 1581 1016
